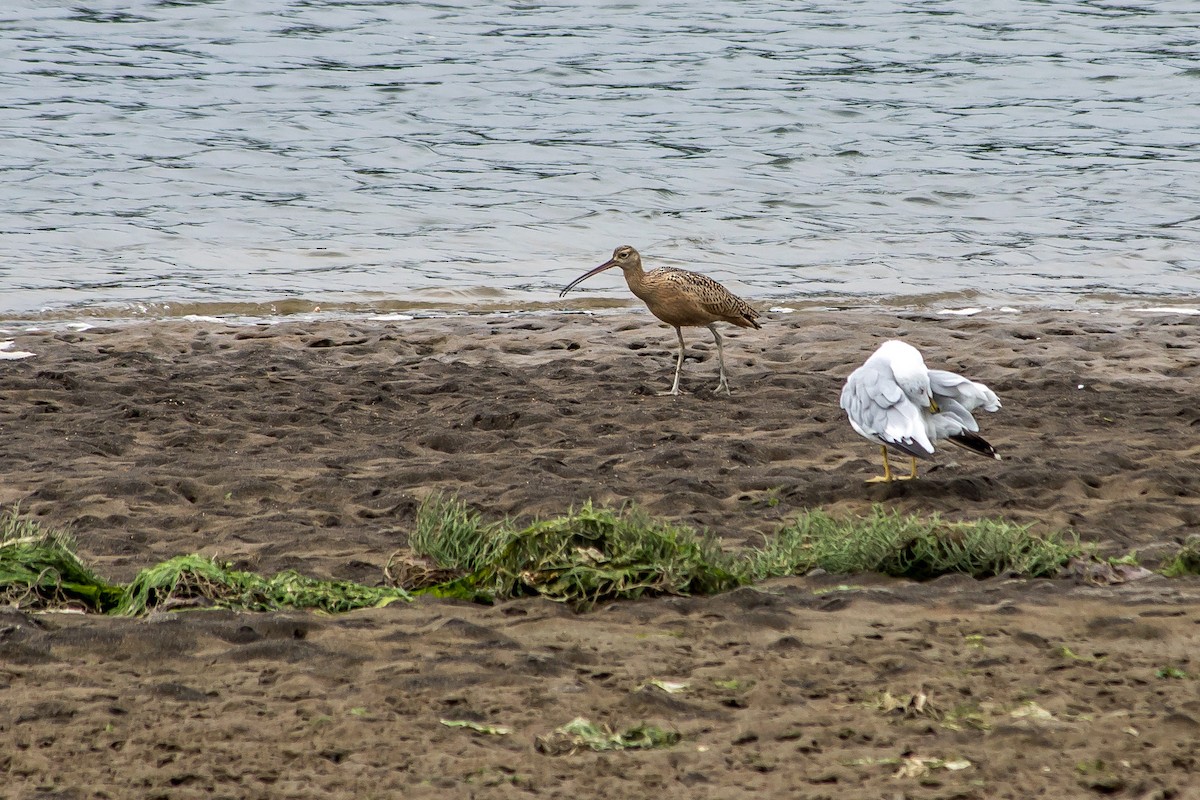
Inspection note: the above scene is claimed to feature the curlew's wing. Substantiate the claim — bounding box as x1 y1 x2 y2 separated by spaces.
654 268 761 329
840 361 935 458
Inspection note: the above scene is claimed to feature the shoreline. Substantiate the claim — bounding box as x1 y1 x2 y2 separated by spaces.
2 291 1200 331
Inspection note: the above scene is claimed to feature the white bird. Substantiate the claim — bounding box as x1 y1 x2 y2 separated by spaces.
839 340 1002 482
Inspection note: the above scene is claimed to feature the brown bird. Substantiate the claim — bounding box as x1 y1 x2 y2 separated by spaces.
559 245 761 395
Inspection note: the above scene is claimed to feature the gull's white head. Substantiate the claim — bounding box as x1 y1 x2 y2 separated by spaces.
874 340 935 411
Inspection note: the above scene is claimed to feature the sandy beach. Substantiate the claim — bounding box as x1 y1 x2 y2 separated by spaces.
2 307 1199 798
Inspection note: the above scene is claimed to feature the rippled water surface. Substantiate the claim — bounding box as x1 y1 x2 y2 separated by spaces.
2 0 1198 318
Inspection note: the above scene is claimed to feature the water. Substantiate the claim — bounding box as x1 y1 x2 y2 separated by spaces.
2 0 1198 321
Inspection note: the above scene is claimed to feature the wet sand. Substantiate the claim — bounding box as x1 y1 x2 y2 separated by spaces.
2 308 1199 798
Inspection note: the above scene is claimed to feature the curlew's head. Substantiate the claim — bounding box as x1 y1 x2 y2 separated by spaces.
559 245 642 297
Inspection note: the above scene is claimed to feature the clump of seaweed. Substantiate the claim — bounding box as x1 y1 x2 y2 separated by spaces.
0 509 410 616
534 717 680 755
117 556 411 615
406 496 740 609
0 509 123 612
1161 535 1200 578
744 506 1084 582
408 494 500 574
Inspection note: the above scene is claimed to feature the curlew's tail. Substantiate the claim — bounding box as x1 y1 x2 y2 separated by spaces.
947 431 1001 460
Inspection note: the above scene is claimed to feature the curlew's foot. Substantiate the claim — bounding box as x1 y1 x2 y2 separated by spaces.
656 388 684 397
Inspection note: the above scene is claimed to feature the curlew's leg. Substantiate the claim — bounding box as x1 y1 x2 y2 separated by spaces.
865 445 894 483
708 324 731 396
658 326 687 396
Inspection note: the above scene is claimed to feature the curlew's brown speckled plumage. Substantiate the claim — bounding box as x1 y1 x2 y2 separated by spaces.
559 245 761 395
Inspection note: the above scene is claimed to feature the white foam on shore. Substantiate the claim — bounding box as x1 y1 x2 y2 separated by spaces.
0 341 35 360
937 306 1023 316
768 306 797 313
1141 306 1200 316
368 313 415 322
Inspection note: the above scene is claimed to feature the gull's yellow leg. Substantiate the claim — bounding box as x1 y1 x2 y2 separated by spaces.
908 456 919 480
865 445 894 483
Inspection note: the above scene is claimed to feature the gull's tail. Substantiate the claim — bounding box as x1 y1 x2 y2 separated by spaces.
947 431 1001 461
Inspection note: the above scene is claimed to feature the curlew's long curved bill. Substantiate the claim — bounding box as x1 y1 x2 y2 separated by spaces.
559 258 617 298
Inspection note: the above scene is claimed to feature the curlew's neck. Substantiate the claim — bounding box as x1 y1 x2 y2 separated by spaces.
619 261 648 295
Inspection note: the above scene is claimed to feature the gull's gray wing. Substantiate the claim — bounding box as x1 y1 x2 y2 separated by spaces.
927 371 1002 460
930 397 979 434
928 369 1001 413
840 362 935 458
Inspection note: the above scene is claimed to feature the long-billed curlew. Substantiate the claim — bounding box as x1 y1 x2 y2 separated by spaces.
840 339 1002 482
559 245 761 396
